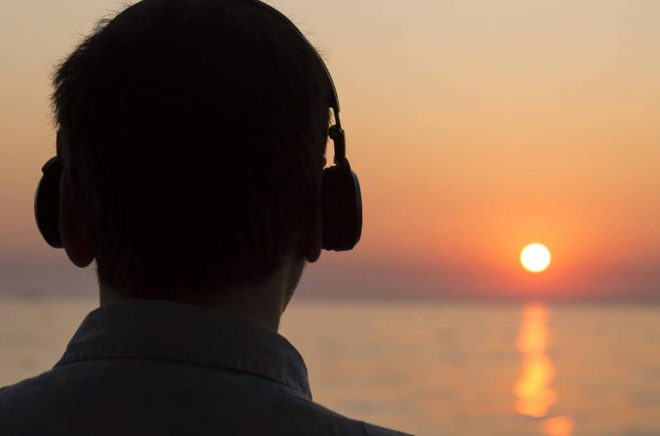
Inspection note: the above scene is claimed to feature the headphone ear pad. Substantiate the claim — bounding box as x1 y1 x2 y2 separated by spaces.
34 159 63 248
321 165 362 251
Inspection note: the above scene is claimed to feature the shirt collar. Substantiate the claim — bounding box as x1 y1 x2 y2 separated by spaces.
55 299 311 399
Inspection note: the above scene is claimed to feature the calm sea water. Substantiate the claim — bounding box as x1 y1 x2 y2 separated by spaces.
1 296 659 436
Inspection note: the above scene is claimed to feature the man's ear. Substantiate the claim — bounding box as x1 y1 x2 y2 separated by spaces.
60 173 94 268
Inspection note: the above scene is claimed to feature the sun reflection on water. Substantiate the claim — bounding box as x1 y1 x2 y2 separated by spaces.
514 304 574 436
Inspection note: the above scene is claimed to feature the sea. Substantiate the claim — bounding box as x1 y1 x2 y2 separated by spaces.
1 296 659 436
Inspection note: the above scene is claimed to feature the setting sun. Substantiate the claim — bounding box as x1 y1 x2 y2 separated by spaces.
520 243 551 273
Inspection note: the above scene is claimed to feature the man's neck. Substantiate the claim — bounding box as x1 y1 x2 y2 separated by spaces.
99 251 305 332
99 281 288 332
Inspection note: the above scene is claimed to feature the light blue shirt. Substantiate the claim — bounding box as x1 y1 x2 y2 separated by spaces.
0 299 409 435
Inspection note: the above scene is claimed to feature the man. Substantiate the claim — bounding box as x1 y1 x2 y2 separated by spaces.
0 0 407 434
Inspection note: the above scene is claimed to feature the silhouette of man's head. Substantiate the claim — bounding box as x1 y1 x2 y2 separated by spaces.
53 0 330 297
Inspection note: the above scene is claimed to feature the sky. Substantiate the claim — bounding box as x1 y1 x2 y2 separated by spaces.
1 0 660 300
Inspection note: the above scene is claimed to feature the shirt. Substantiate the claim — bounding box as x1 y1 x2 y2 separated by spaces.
0 299 409 436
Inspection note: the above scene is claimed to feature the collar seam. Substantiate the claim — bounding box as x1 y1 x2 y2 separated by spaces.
55 352 309 397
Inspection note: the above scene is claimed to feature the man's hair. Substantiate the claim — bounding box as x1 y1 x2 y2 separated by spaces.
53 0 330 295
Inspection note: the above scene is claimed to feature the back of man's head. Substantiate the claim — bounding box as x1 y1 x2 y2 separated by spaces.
53 0 330 296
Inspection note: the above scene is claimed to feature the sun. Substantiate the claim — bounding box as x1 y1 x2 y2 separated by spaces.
520 243 551 273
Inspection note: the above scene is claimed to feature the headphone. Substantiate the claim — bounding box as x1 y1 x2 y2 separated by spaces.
35 0 362 253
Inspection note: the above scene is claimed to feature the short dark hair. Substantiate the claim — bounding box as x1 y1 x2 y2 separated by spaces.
53 0 329 295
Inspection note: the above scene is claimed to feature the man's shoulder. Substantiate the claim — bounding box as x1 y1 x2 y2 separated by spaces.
0 370 60 434
221 376 411 435
0 371 48 400
0 364 411 436
286 395 411 436
0 369 57 410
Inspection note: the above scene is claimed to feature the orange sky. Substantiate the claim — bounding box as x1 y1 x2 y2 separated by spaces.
1 0 660 299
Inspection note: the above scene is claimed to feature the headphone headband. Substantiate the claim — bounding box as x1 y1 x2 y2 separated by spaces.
253 1 342 127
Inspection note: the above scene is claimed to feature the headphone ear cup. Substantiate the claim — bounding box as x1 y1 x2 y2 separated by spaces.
321 164 362 251
34 157 63 248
